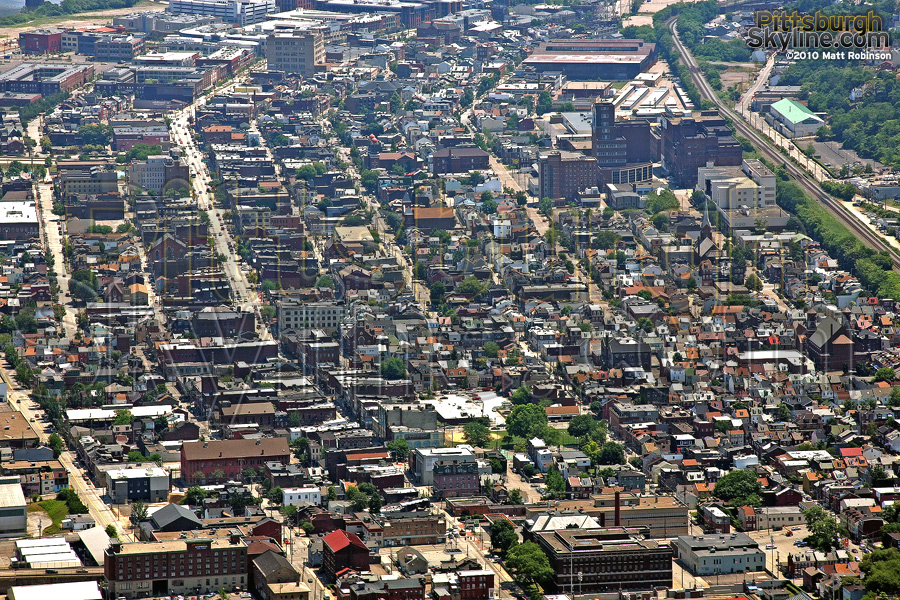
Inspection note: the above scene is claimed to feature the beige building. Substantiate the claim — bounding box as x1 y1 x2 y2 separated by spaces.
266 31 324 77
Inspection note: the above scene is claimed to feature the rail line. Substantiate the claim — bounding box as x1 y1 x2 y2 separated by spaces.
667 18 900 274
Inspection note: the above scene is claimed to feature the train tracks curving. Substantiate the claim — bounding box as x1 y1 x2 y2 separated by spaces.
666 18 900 274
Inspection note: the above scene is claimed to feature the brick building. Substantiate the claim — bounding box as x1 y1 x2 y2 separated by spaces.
180 438 290 483
104 536 248 599
323 530 369 577
536 528 672 592
538 150 598 201
431 147 489 175
18 29 63 55
658 110 742 187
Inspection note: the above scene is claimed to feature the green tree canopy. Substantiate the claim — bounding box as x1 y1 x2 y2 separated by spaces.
463 422 491 448
713 469 762 506
380 357 407 380
506 541 554 587
490 519 518 555
506 403 548 439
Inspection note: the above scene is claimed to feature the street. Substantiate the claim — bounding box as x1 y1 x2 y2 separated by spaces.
168 87 272 340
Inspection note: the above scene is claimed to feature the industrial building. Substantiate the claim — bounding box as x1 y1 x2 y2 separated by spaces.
524 39 656 80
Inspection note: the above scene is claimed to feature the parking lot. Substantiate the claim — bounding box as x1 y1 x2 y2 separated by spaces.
747 525 809 577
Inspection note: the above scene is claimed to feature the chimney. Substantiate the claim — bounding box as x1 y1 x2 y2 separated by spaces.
614 490 621 527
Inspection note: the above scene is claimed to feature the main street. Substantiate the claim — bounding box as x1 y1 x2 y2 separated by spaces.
169 88 272 341
27 117 77 338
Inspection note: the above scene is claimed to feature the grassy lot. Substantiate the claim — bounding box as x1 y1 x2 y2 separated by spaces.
28 499 68 535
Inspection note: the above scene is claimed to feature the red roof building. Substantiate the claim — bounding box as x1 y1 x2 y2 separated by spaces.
323 530 369 577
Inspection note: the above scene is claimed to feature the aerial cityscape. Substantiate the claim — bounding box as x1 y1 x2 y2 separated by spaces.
0 0 894 600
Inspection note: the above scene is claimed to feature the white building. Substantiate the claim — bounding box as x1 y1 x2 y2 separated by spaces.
767 98 824 138
696 159 789 230
0 476 26 536
282 487 322 506
673 533 765 576
9 581 102 600
167 0 275 25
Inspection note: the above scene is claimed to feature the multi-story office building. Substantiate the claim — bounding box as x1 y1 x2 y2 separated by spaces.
266 31 324 78
591 101 655 187
167 0 276 24
128 155 190 194
538 150 598 201
276 300 347 333
104 537 248 599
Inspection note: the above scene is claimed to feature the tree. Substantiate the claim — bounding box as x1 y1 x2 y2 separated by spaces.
105 524 118 538
538 197 553 217
347 485 369 512
875 367 896 382
386 438 410 460
327 486 337 501
315 275 335 289
299 520 314 534
360 169 380 192
510 385 532 405
456 276 485 296
803 506 846 552
429 281 446 302
567 414 597 438
368 493 383 513
490 519 518 555
861 548 900 595
507 404 548 440
380 357 407 380
113 409 133 425
40 136 51 152
506 541 554 587
130 500 148 528
267 487 283 505
48 433 64 458
292 437 311 466
745 273 763 292
57 489 88 514
464 422 491 448
483 342 500 358
713 469 762 506
597 441 626 465
508 489 524 505
777 403 791 421
184 486 209 506
636 317 654 333
536 90 553 115
645 188 679 214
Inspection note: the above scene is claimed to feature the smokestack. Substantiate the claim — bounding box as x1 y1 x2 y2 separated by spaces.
614 491 621 527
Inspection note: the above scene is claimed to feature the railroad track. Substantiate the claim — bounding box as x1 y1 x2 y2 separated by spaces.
667 18 900 274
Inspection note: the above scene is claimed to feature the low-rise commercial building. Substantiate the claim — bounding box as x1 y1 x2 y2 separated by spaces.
673 533 765 576
105 467 170 503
